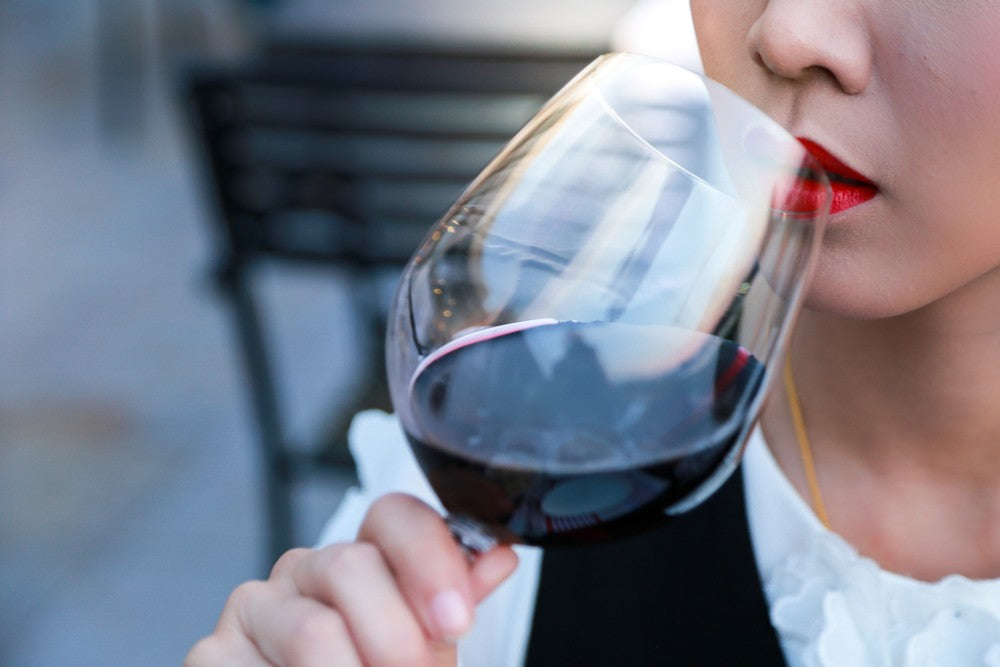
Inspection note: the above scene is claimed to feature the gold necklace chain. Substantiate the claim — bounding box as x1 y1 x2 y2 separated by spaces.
782 356 832 529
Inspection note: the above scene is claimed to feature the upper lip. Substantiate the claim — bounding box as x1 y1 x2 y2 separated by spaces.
797 138 877 188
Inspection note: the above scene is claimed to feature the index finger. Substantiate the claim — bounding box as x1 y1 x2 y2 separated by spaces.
356 493 477 643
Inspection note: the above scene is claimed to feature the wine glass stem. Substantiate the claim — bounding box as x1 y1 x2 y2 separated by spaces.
446 515 499 556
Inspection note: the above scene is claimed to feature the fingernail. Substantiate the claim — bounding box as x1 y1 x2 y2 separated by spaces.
429 589 471 641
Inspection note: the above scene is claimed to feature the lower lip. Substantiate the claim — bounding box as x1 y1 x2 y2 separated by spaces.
794 138 879 215
781 177 878 216
828 180 878 215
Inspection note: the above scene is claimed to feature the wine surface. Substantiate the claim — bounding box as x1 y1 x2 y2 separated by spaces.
406 320 763 545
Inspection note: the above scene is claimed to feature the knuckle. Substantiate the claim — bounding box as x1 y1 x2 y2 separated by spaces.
186 633 262 667
226 579 268 609
318 541 383 575
183 636 218 666
284 608 348 662
366 492 425 525
270 547 311 579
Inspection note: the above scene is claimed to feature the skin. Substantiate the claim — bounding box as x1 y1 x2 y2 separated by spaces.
691 0 1000 581
186 494 519 666
189 2 1000 663
692 0 1000 320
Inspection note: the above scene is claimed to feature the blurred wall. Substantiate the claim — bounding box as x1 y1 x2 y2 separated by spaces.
264 0 639 48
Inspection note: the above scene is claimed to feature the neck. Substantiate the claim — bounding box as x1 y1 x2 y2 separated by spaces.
790 301 1000 479
761 285 1000 580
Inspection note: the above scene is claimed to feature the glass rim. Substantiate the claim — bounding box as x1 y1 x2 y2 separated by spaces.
585 51 833 216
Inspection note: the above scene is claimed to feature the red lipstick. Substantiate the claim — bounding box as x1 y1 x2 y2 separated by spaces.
798 138 878 214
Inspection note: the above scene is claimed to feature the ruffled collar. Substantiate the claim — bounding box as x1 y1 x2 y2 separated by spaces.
742 430 1000 666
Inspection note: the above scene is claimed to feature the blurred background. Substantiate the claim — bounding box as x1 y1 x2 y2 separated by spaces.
0 0 694 663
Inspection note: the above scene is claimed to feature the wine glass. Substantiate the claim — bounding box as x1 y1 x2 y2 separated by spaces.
385 53 831 550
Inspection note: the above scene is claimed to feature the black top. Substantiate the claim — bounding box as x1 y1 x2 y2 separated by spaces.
525 469 787 666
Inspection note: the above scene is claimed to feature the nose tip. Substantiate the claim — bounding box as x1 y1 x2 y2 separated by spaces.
748 3 872 95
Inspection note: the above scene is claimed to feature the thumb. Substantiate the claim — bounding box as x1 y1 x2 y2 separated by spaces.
424 547 517 667
430 641 458 667
469 546 520 603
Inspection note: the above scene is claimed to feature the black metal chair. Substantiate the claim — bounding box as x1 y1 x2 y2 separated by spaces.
183 41 601 564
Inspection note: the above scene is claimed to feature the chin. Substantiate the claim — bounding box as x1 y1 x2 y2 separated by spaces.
801 265 926 321
802 290 906 321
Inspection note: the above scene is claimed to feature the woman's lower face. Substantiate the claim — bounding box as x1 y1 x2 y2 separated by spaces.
689 0 1000 320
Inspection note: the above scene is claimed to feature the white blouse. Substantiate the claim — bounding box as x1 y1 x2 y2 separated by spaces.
316 411 1000 666
743 426 1000 666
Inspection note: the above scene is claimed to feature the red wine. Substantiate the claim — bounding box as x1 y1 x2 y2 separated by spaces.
405 320 763 546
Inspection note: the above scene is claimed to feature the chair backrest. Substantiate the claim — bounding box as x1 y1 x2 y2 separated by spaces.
185 42 602 270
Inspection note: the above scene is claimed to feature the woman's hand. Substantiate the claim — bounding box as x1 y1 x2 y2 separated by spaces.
185 493 519 666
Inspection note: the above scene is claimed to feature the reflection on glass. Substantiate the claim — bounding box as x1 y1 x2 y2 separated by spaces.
387 54 831 547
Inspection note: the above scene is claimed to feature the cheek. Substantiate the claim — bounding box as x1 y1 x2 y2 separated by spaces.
886 12 1000 258
689 0 761 83
886 6 1000 174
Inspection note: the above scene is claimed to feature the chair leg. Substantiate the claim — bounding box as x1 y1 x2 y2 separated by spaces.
261 455 295 569
359 268 393 414
222 262 296 568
